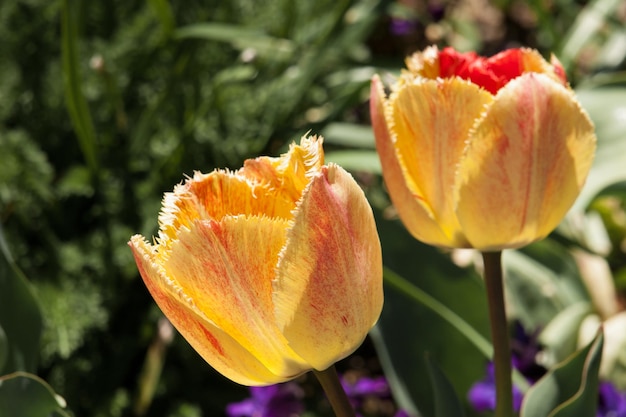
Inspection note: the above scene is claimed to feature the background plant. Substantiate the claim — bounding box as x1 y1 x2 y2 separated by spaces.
1 0 625 416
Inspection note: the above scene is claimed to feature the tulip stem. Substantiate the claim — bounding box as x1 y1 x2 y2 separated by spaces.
482 251 514 417
314 366 356 417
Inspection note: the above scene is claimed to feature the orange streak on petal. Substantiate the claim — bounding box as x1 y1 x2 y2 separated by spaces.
128 235 290 385
389 77 493 246
273 165 383 371
162 216 309 377
370 76 453 247
240 136 324 203
456 73 596 250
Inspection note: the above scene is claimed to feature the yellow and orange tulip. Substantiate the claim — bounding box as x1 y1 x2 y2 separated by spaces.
371 46 596 251
129 136 383 386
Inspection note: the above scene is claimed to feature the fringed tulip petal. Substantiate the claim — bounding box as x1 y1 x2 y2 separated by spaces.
519 49 567 87
370 75 451 247
274 164 383 371
162 171 296 226
240 138 324 203
129 235 289 385
129 135 383 386
456 73 596 250
372 45 596 251
389 76 493 246
164 215 309 378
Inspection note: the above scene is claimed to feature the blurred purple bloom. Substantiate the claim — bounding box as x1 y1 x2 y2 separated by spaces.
598 381 626 417
468 322 542 413
469 322 626 416
342 375 390 398
467 362 524 412
393 409 414 417
389 18 417 36
510 322 545 383
427 1 446 21
226 383 304 417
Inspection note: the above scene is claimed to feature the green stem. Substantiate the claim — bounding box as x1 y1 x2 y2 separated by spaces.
482 251 514 417
313 366 356 417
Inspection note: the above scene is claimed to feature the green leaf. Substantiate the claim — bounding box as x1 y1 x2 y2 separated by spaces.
148 0 176 37
321 122 376 149
571 86 626 211
0 325 7 372
426 355 467 417
369 210 490 416
558 0 624 71
61 0 99 174
0 372 70 417
503 241 588 331
325 150 381 173
539 301 593 364
174 23 294 59
520 329 603 417
0 223 43 374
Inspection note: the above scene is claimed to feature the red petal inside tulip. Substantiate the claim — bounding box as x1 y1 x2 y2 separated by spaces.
439 47 525 94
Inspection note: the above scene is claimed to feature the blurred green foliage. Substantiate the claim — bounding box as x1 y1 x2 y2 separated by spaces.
1 0 626 416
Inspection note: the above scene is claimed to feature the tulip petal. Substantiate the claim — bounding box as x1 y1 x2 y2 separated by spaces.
129 235 290 385
370 76 453 246
273 164 383 370
388 76 493 247
158 171 297 248
162 215 309 379
456 73 596 250
519 48 567 86
240 137 324 203
405 45 440 78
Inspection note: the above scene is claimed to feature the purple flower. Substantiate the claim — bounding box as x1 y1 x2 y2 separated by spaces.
510 322 545 383
226 383 304 417
467 362 524 412
468 323 541 413
597 382 626 417
469 322 626 416
389 18 417 36
342 375 390 399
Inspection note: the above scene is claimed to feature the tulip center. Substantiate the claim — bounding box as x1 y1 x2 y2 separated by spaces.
438 47 524 94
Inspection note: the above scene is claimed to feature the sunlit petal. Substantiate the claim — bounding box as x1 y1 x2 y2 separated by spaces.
163 216 308 377
370 75 452 246
456 73 596 250
389 76 493 246
129 235 291 385
273 164 383 370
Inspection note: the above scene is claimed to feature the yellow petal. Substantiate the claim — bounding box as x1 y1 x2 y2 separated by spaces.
388 76 493 247
162 215 309 378
405 45 440 78
128 235 291 385
519 48 567 86
240 136 324 203
273 164 383 370
370 76 452 246
456 73 596 250
158 171 297 248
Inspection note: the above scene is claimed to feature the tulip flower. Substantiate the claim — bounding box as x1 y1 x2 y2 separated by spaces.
129 136 383 387
371 46 597 251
